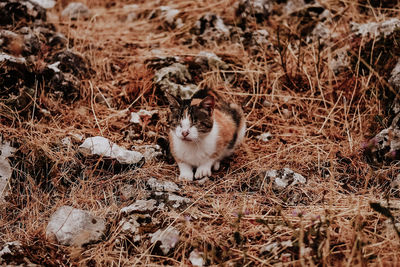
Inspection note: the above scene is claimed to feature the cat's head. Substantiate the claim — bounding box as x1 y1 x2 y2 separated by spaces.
166 93 215 142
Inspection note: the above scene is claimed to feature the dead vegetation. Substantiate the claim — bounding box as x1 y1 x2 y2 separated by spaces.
1 0 400 266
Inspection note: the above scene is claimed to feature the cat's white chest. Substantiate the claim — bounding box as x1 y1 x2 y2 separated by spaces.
171 123 219 167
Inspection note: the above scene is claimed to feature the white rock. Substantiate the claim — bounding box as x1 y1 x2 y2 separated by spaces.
308 22 331 43
261 242 279 254
0 139 16 202
141 145 162 161
120 184 139 200
195 51 229 70
166 193 191 208
46 206 106 246
61 136 72 147
283 0 305 15
237 0 273 19
369 123 400 159
71 133 84 141
391 174 400 188
124 4 139 21
351 18 400 38
149 6 183 29
281 240 293 247
154 63 191 84
147 177 179 192
177 84 198 99
130 109 158 124
61 2 91 20
189 249 205 267
0 139 16 158
47 61 61 73
119 217 140 234
252 29 273 48
30 0 56 9
150 226 180 255
79 136 143 165
264 168 306 189
154 62 198 99
0 241 22 262
389 59 400 91
195 13 229 36
0 52 26 64
330 47 350 74
256 132 272 142
159 6 183 28
120 199 157 214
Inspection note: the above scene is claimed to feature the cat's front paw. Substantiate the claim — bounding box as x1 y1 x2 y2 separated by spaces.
179 169 194 181
178 163 194 181
195 165 212 179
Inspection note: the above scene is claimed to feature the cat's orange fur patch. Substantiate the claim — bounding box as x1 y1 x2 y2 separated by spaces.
212 109 235 158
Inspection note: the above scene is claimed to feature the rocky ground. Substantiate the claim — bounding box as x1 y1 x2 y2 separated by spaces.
1 0 400 265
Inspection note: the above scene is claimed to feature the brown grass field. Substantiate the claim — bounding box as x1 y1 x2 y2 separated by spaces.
1 0 400 265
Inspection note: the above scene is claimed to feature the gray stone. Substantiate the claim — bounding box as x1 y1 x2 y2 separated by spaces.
0 52 26 65
149 6 183 29
261 240 293 254
124 4 139 22
46 206 106 246
195 51 229 70
283 0 305 15
256 132 272 142
142 145 162 162
61 2 91 20
236 0 273 21
130 109 158 124
0 139 16 202
119 214 151 242
251 29 273 48
263 168 307 189
147 177 179 192
150 226 180 255
119 217 140 234
154 63 191 85
189 249 205 267
166 193 191 209
0 241 22 263
30 0 55 9
389 58 400 91
330 47 350 74
120 199 157 214
154 63 198 99
193 13 230 43
351 18 400 38
391 174 400 188
364 112 400 164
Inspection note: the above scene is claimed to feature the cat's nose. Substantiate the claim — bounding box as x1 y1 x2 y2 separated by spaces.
182 130 189 137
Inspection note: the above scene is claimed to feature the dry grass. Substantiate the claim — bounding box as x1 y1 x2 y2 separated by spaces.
1 0 400 266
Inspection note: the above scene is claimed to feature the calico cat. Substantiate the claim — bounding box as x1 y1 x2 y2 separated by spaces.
166 89 246 181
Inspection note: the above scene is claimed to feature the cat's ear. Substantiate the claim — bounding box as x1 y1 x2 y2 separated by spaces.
200 95 215 115
165 92 181 110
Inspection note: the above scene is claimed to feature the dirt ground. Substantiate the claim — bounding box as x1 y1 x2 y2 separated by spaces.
1 0 400 266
